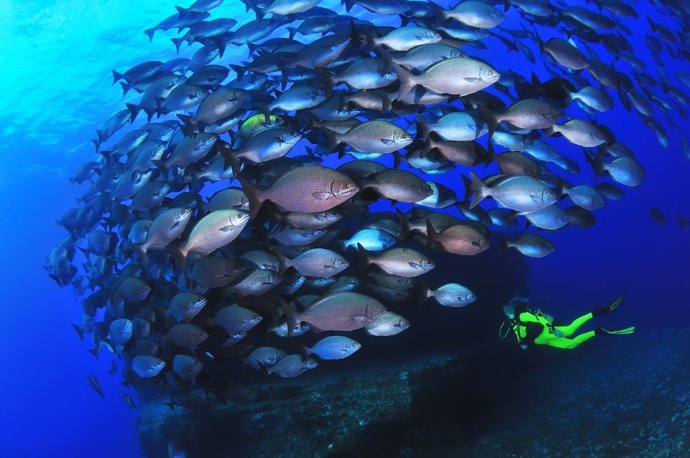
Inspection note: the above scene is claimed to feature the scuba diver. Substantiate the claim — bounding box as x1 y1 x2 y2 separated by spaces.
500 294 635 350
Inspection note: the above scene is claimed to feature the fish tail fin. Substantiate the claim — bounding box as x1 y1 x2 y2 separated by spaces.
468 172 488 209
584 147 604 175
315 68 334 96
365 29 378 51
339 238 350 251
618 87 632 111
543 126 558 137
278 299 299 337
152 159 169 178
176 114 197 136
298 344 311 361
246 42 259 56
533 27 544 52
71 324 84 341
356 243 370 274
220 142 241 174
256 101 272 123
144 107 156 123
273 250 291 276
343 0 354 13
321 126 341 153
210 37 226 58
257 361 273 376
461 174 473 202
417 281 430 305
112 69 123 85
120 81 134 98
263 202 282 225
171 37 185 53
167 246 188 271
378 91 391 112
143 27 155 42
395 209 411 240
134 243 149 266
425 218 439 249
428 0 446 25
88 347 100 360
486 140 497 163
414 113 430 142
392 151 404 170
497 234 509 253
125 103 140 123
154 96 166 117
237 175 265 220
493 32 518 52
252 4 266 19
287 27 298 40
229 64 246 81
392 61 417 101
479 106 499 138
646 16 656 33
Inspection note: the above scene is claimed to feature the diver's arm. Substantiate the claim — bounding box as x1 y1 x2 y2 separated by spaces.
518 312 541 323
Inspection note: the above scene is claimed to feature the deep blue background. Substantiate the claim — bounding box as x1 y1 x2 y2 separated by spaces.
0 1 688 457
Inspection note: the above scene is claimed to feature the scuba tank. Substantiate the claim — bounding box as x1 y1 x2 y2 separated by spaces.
533 308 564 337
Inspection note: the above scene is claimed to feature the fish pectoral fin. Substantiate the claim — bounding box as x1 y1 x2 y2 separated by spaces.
219 225 235 232
312 191 333 200
352 315 368 322
380 138 394 145
463 77 481 83
529 194 543 204
409 261 421 269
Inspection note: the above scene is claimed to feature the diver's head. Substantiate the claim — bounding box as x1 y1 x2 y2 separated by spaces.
503 295 529 320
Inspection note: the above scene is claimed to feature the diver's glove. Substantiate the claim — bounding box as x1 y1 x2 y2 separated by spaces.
595 326 636 336
592 294 624 316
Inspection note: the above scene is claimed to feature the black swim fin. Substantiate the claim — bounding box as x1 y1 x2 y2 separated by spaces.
592 294 624 316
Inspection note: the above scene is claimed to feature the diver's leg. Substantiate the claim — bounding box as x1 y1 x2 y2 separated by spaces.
555 313 594 337
544 331 596 350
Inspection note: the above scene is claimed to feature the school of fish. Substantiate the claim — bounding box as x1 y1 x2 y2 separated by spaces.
46 0 690 407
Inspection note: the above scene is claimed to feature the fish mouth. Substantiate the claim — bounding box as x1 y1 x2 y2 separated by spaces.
345 185 360 197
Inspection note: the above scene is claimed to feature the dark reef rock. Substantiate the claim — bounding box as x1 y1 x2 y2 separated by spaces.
138 326 690 457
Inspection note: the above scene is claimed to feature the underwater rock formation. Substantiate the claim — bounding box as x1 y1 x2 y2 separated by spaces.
139 326 690 457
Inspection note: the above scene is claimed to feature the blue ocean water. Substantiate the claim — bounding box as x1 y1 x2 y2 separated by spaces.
1 0 689 457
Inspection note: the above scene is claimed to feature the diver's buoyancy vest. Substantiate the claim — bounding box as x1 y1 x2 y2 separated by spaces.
511 308 553 347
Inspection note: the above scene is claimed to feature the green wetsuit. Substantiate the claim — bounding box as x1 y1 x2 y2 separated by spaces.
513 310 595 350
